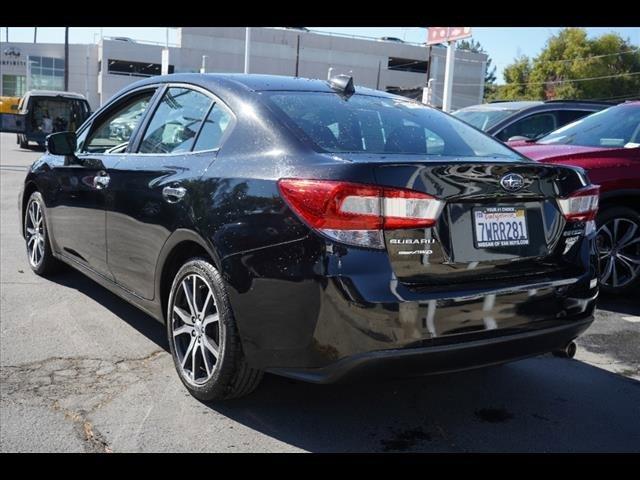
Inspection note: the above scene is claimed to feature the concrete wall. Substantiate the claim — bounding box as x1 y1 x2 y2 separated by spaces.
177 27 487 104
97 40 183 106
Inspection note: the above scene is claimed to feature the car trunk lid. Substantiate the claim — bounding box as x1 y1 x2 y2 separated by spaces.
372 160 589 286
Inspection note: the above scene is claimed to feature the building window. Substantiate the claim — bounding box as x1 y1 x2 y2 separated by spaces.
107 59 175 77
2 74 27 97
388 57 429 74
28 56 65 91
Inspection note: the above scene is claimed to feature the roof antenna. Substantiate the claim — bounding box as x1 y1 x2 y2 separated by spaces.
328 74 355 98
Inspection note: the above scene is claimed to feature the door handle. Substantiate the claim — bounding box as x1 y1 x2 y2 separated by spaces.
93 171 110 189
163 186 187 203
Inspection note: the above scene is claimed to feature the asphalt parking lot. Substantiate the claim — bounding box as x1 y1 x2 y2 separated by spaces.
0 132 639 453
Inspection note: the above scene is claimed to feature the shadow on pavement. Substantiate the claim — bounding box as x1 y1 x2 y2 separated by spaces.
46 268 640 452
597 293 640 316
210 359 640 452
48 268 169 351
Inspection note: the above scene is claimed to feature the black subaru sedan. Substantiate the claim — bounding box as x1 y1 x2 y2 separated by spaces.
17 73 599 401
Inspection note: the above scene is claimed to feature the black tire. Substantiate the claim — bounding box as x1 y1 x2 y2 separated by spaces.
24 191 62 276
596 206 640 295
167 257 263 401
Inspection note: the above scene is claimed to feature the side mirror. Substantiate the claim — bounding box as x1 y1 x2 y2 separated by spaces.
47 131 77 156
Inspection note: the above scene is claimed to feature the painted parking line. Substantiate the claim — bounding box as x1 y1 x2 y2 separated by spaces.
621 316 640 323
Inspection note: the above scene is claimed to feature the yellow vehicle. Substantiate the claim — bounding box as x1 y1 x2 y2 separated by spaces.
0 96 20 114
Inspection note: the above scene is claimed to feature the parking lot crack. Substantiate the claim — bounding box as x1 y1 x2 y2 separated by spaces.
0 350 166 453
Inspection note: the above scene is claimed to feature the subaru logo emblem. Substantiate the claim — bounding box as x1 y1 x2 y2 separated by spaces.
500 173 525 192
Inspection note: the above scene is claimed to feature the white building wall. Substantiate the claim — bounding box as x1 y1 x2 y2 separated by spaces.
2 28 487 111
0 42 99 108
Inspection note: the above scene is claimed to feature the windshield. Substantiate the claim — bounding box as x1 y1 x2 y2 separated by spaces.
266 92 523 160
538 104 640 148
452 108 516 131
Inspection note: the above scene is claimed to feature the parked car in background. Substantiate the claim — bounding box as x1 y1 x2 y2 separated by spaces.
0 90 92 149
11 73 599 401
453 100 611 142
510 102 640 294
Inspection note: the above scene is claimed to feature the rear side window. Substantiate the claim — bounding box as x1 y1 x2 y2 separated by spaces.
139 87 212 154
192 103 232 151
557 110 592 126
496 113 557 141
266 92 522 160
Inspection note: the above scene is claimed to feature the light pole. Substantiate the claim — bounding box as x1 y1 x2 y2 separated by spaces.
442 38 455 112
244 27 251 74
64 27 69 91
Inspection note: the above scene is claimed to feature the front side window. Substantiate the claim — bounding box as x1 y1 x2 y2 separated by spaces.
75 125 90 153
538 104 640 148
83 91 154 153
139 88 212 154
496 113 557 141
267 92 523 160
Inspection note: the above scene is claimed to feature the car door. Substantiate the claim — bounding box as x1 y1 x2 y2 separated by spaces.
105 84 234 300
47 87 158 280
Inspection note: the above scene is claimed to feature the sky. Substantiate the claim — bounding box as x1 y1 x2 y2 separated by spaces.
1 27 638 84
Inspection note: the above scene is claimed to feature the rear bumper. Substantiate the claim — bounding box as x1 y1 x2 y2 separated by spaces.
267 316 593 383
224 234 599 378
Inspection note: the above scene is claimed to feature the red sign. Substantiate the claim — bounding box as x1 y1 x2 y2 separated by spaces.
426 27 472 45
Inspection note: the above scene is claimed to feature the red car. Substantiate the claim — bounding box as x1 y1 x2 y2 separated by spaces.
511 101 640 294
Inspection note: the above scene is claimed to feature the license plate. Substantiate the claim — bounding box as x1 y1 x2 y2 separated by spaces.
473 206 529 248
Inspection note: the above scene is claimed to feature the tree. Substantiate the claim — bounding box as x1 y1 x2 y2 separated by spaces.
457 39 497 100
487 55 535 101
499 28 640 101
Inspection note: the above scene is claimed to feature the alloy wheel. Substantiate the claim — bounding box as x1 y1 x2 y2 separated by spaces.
596 218 640 289
25 200 45 268
171 273 221 385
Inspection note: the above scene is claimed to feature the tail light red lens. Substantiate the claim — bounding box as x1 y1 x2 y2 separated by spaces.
278 179 444 248
557 185 600 222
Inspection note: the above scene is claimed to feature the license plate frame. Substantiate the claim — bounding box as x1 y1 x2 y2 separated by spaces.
472 206 529 248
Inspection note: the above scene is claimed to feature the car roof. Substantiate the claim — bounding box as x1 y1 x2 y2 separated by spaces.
23 90 87 99
116 73 402 101
456 101 543 112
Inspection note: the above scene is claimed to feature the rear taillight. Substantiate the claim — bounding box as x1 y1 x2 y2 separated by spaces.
278 179 444 249
557 185 600 222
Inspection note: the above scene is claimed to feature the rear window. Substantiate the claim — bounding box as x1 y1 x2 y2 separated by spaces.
30 97 90 132
266 92 523 160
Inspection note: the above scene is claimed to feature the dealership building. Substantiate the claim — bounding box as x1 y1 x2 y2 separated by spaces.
0 27 488 111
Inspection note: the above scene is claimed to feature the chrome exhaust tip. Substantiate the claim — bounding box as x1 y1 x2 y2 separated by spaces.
553 341 577 359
